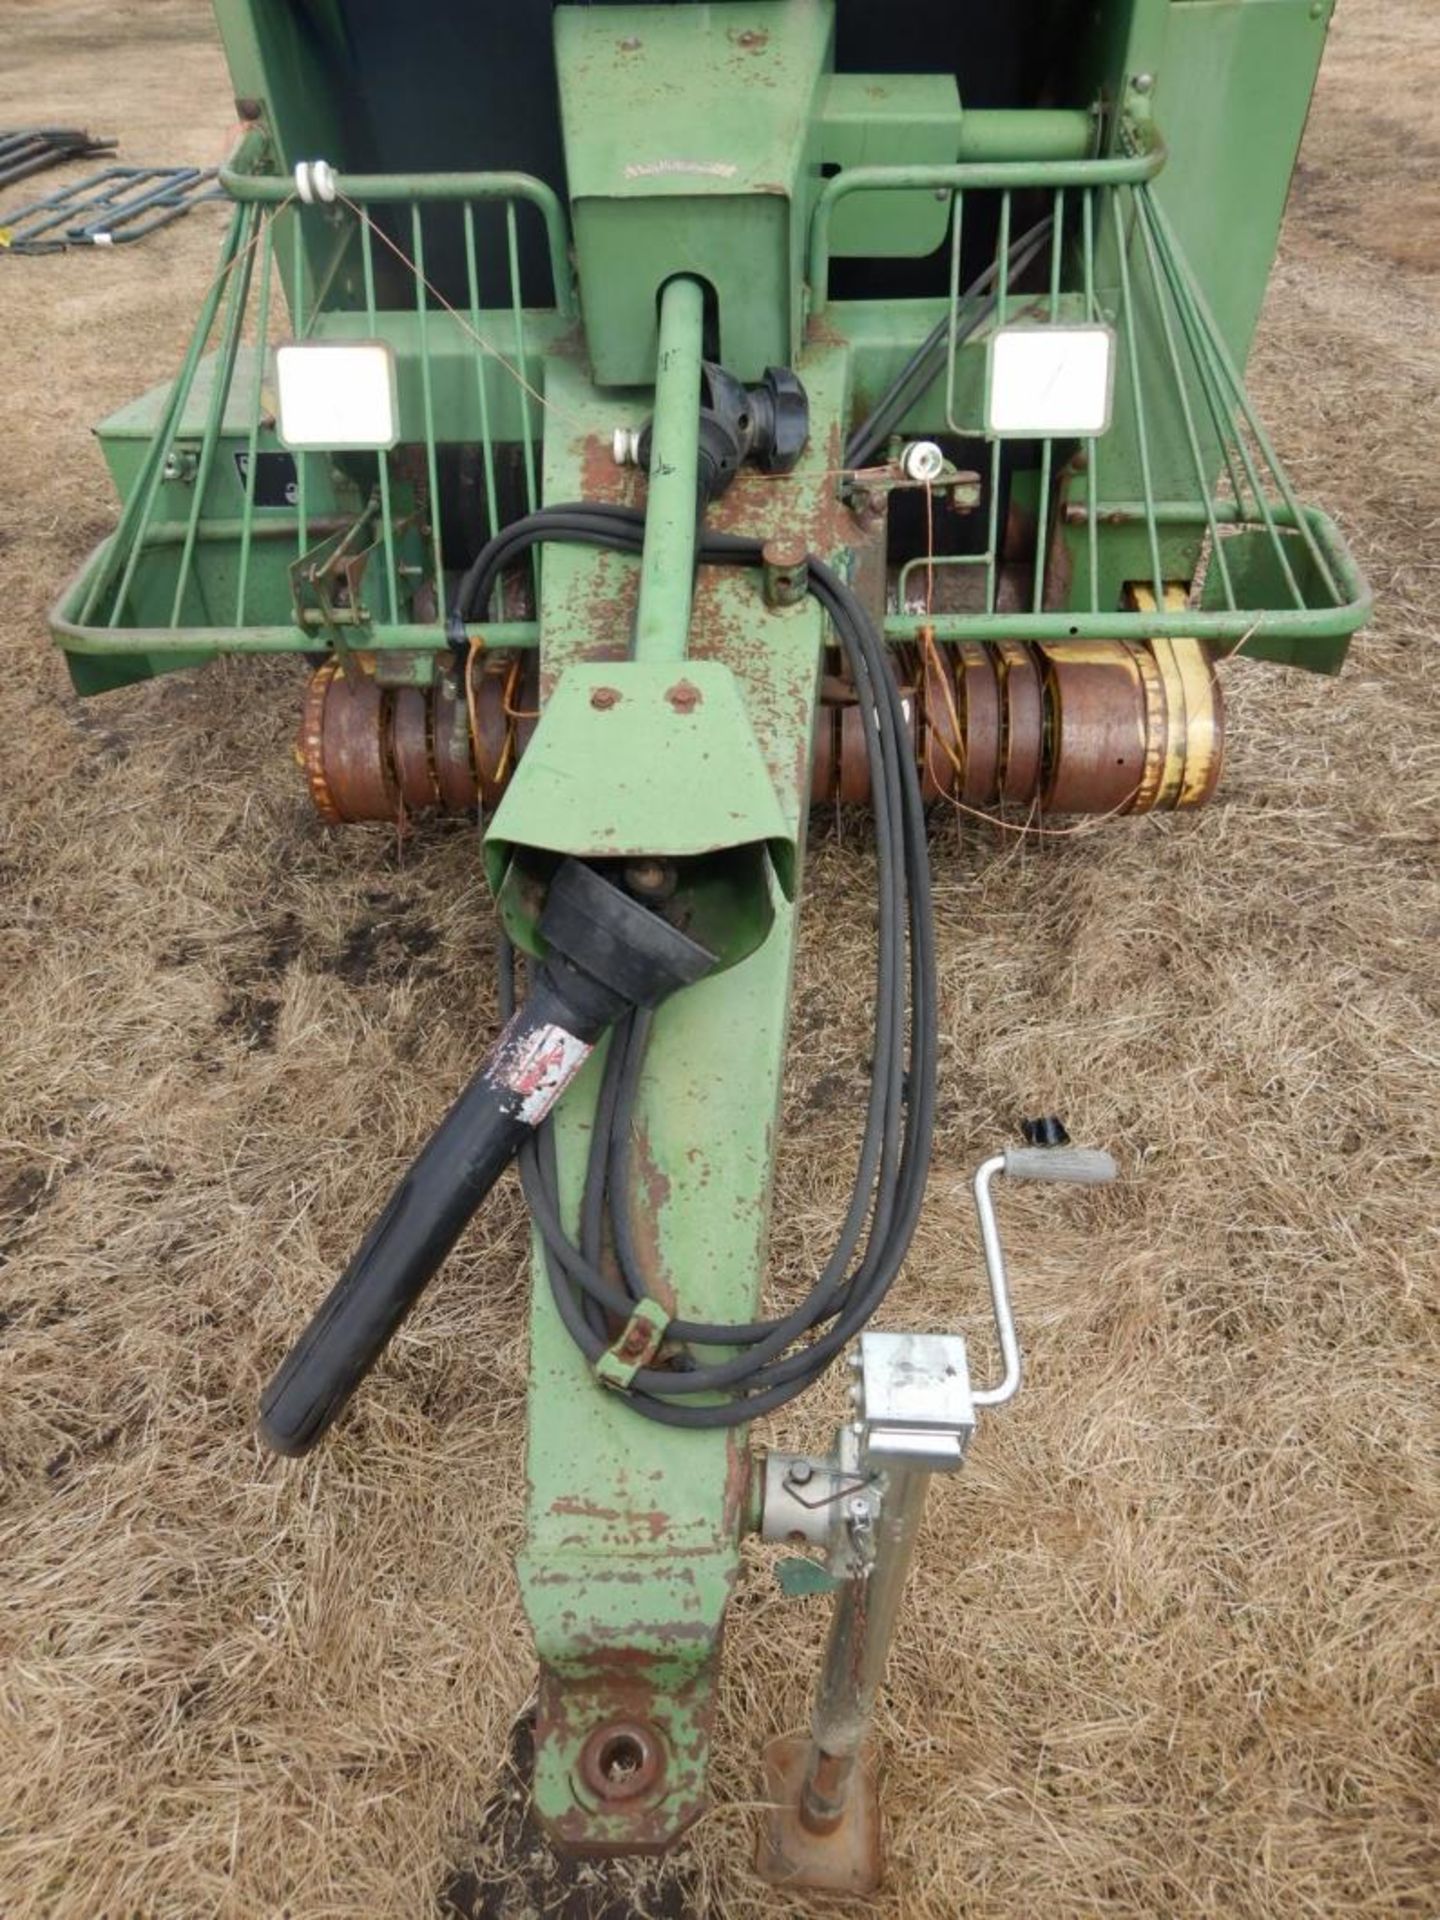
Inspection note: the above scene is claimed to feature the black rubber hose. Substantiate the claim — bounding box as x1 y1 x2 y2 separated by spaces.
470 507 937 1429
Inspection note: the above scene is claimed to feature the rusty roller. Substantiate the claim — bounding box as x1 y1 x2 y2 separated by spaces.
829 630 1223 816
300 631 1222 825
295 652 538 825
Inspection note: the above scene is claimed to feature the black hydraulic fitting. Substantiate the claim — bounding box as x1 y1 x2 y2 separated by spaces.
744 365 809 473
257 860 713 1457
637 360 810 507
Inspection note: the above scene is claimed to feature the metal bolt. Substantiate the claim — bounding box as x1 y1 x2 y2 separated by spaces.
1131 71 1154 93
761 535 808 609
590 686 620 710
788 1460 814 1487
624 858 677 902
736 27 767 48
847 1494 870 1520
849 484 887 531
665 681 700 713
612 425 641 468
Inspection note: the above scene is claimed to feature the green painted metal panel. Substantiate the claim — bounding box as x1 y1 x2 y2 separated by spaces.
513 347 843 1845
1069 1 1331 537
556 0 833 383
1155 0 1332 361
820 72 960 258
484 658 795 955
208 1 349 176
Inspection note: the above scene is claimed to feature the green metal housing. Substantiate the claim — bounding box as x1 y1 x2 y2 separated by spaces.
49 0 1368 1853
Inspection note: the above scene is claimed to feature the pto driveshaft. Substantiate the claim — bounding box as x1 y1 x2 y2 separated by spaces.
258 859 712 1456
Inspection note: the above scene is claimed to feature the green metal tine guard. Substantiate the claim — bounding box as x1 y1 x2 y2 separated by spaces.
48 0 1367 1892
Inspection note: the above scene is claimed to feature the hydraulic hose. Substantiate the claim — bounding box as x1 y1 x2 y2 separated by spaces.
454 504 937 1431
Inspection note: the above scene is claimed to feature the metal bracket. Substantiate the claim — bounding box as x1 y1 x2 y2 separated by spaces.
857 1330 976 1471
593 1297 671 1392
289 497 388 664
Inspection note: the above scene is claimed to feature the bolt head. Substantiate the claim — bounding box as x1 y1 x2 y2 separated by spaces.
590 686 620 710
1131 71 1154 93
762 535 806 570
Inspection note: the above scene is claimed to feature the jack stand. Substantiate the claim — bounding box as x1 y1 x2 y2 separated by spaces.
757 1333 969 1894
758 1143 1117 1893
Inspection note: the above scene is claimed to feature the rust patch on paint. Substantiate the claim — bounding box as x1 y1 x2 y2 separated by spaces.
723 1432 757 1537
628 1117 677 1317
550 1495 673 1542
578 431 638 507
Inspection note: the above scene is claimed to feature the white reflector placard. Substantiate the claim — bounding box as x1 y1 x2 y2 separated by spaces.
986 325 1115 438
275 341 398 450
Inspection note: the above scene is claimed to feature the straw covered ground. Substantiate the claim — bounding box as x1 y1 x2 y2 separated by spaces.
1 2 1436 1914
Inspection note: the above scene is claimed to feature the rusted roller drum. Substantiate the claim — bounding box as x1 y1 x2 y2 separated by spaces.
921 634 963 801
468 660 515 808
390 685 442 814
315 663 397 823
296 657 344 825
501 654 541 774
995 641 1044 804
829 670 921 806
837 698 871 804
1124 586 1226 811
956 641 1001 807
1126 641 1171 814
296 651 541 824
1039 641 1152 815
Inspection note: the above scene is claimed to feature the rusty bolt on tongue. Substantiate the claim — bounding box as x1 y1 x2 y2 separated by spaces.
762 536 809 609
665 680 701 713
590 685 621 710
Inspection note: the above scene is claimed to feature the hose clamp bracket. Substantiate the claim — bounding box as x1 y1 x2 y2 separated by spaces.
594 1297 672 1391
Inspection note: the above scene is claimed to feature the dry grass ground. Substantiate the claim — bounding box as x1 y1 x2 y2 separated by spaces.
1 2 1437 1914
